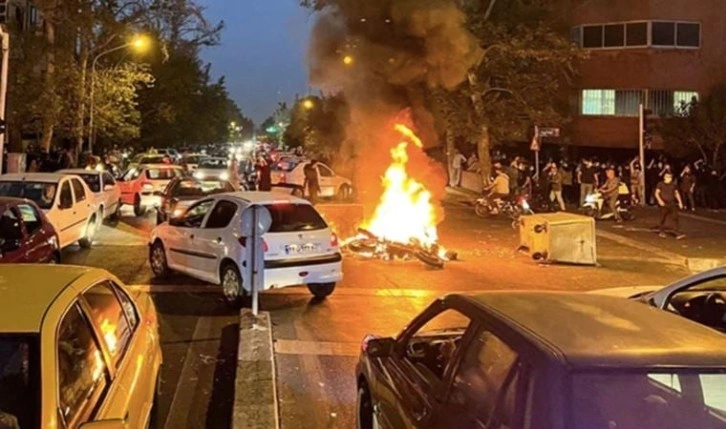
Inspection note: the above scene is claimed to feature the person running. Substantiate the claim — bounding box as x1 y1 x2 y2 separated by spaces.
655 172 685 239
600 168 623 223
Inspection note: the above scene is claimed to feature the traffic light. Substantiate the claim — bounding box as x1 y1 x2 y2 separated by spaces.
0 0 7 24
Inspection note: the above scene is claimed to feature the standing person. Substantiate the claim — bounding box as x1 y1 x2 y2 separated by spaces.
629 157 643 206
507 157 520 195
257 156 272 191
655 172 685 239
303 160 320 204
229 157 242 190
578 159 598 207
645 159 659 205
600 168 623 223
561 161 573 203
449 149 466 187
548 163 566 211
680 165 696 211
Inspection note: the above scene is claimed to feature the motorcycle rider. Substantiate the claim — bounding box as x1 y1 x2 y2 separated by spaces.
483 167 510 202
600 168 623 223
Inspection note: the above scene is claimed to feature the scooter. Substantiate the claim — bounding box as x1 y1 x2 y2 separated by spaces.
475 194 535 227
582 183 635 221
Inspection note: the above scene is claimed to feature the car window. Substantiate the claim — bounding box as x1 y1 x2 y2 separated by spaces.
182 200 215 228
82 282 134 365
60 182 73 208
122 168 141 181
57 303 110 427
0 181 58 210
318 164 334 177
263 203 327 232
112 284 139 330
403 308 472 385
205 200 238 229
198 158 228 169
449 329 520 425
102 173 116 187
17 203 42 235
146 168 181 180
171 180 234 198
273 158 301 172
0 335 40 429
71 179 87 202
78 174 101 193
0 208 23 242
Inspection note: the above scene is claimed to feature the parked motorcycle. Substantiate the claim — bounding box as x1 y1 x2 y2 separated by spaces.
474 194 534 227
582 183 635 221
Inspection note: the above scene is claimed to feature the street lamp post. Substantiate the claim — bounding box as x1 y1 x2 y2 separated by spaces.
88 35 149 154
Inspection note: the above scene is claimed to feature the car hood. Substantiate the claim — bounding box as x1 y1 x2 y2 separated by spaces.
588 286 659 299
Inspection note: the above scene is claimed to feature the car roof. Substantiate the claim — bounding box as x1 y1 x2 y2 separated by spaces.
0 173 72 183
0 265 96 333
0 196 34 206
456 292 726 368
215 191 311 206
142 164 183 169
59 169 100 175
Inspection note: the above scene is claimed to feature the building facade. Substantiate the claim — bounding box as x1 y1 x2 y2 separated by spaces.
562 0 726 149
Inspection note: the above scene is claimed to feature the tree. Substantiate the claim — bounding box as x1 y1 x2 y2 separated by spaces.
284 95 349 161
661 85 726 170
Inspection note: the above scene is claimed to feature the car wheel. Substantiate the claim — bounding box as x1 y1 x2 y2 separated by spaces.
49 251 61 264
307 282 336 299
150 241 170 278
109 200 122 222
357 384 376 429
291 187 304 198
221 262 245 308
78 216 96 249
339 184 353 201
134 195 147 217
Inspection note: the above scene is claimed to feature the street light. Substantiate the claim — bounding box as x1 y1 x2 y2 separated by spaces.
302 99 314 110
342 55 354 66
88 34 150 153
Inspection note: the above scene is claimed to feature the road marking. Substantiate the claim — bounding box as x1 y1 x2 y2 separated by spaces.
275 339 360 357
681 212 726 227
163 316 215 429
596 229 686 265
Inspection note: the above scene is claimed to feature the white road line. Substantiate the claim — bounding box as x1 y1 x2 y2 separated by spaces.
163 316 214 429
275 339 360 357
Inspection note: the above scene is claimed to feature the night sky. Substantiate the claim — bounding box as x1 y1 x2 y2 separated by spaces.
198 0 312 124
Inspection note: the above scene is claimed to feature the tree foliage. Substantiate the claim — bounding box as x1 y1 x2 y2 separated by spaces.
284 95 349 161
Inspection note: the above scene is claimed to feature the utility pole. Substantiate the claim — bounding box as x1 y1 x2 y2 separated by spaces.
638 103 646 206
0 24 10 173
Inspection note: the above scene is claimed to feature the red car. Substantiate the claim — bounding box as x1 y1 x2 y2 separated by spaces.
0 197 60 263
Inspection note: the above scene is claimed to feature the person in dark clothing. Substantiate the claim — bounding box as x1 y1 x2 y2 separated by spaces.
645 159 660 205
679 165 696 211
256 156 272 191
303 160 320 204
655 173 685 239
578 159 598 207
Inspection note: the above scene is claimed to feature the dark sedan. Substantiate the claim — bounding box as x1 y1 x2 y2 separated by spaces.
0 197 59 263
356 292 726 429
156 177 235 224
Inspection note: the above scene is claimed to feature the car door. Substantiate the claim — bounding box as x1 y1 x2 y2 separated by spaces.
102 172 121 214
80 281 156 428
0 205 28 262
377 304 475 429
17 202 56 263
118 167 142 205
56 179 77 247
70 177 93 237
164 199 215 276
194 199 240 280
317 164 336 197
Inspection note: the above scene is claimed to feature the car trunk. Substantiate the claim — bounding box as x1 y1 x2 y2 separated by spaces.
259 203 336 262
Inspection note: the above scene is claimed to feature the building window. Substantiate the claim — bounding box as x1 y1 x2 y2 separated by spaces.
582 25 603 48
677 23 700 47
652 21 676 46
625 22 648 46
615 90 644 116
673 91 699 111
604 24 625 47
582 90 615 115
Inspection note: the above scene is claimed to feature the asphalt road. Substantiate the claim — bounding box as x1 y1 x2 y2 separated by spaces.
59 202 724 429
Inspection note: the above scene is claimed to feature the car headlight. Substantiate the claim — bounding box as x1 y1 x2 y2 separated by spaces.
194 171 205 179
522 200 531 210
219 171 230 181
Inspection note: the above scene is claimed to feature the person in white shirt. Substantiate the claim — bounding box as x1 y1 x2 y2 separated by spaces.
450 149 467 187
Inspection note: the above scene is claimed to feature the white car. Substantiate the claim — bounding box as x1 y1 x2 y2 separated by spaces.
0 173 99 249
193 157 231 181
271 157 353 200
149 192 343 304
182 153 207 170
59 169 121 221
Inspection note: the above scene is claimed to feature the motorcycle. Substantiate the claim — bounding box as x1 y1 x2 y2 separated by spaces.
582 183 635 221
474 194 535 227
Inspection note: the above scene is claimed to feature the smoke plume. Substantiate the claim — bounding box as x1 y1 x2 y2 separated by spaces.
308 0 482 215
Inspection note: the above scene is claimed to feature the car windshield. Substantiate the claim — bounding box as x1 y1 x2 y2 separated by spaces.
273 158 301 172
78 174 101 193
139 155 166 164
146 168 181 180
184 155 204 164
0 182 57 210
0 335 40 429
571 370 726 428
198 158 228 169
172 180 234 197
264 203 327 232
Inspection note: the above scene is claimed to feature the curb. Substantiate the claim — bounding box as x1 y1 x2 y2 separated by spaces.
232 309 280 429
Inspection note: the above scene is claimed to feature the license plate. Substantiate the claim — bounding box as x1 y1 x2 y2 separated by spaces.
285 243 318 255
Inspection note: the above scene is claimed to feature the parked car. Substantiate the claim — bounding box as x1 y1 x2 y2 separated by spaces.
0 265 162 429
595 266 726 332
156 177 236 225
181 153 207 170
0 197 60 263
0 173 99 249
356 291 726 429
59 168 122 221
158 147 182 162
271 157 353 200
149 192 342 305
193 157 231 181
118 164 185 217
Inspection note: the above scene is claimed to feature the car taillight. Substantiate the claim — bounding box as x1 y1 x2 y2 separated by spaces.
238 237 269 252
330 232 339 247
279 173 286 183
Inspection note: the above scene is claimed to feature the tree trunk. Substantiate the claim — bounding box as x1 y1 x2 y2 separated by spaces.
75 42 89 158
477 125 492 185
445 127 456 182
40 4 57 152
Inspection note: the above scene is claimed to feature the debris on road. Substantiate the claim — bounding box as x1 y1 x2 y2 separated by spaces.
343 228 457 269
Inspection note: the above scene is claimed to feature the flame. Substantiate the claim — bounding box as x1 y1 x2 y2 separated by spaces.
361 124 440 248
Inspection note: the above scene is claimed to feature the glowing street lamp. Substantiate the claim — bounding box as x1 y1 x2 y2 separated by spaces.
302 99 315 110
343 55 354 66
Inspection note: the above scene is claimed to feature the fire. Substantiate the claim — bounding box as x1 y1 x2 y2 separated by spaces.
361 123 440 247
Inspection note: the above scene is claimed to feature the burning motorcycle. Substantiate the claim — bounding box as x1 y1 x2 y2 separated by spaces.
582 183 635 221
474 194 534 226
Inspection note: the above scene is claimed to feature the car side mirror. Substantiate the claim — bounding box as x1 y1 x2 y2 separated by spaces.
78 419 127 429
362 336 394 359
104 184 115 191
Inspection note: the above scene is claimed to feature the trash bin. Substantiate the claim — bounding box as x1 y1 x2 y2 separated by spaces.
519 212 597 265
